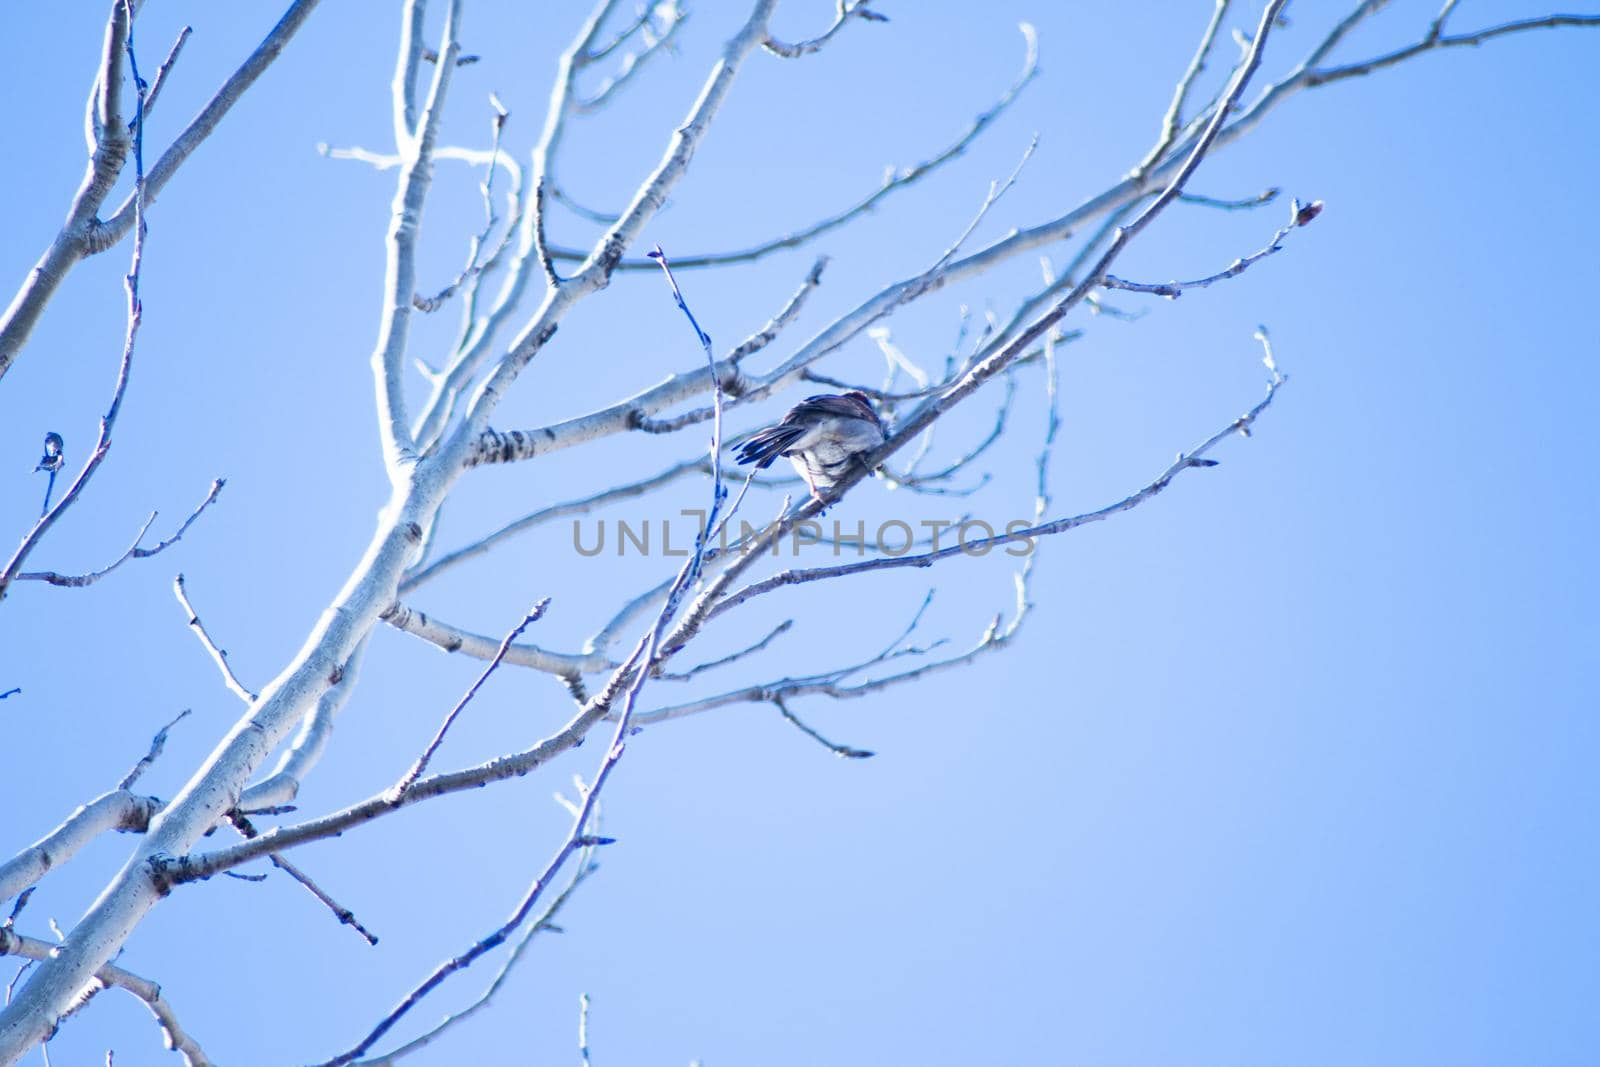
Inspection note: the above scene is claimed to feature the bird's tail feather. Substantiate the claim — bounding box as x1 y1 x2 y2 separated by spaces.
734 425 807 468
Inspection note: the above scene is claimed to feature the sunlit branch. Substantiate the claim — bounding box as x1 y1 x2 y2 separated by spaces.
370 0 463 468
0 793 160 909
0 0 322 382
237 639 369 811
0 931 211 1067
381 600 614 676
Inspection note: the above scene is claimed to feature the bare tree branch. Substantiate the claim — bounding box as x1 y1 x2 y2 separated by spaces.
573 5 688 114
390 600 552 800
370 0 463 468
413 94 511 314
1178 187 1280 211
656 619 793 682
0 793 160 909
643 0 1293 699
319 215 753 1067
349 808 603 1065
141 26 193 119
173 573 258 704
13 480 225 591
400 458 710 593
223 813 379 947
710 362 1287 621
0 0 322 382
0 931 211 1067
464 2 1600 472
1102 195 1321 298
1306 11 1600 86
117 710 192 792
236 638 369 812
774 696 873 759
0 22 153 604
1131 0 1232 182
381 600 613 676
763 0 888 58
545 23 1037 271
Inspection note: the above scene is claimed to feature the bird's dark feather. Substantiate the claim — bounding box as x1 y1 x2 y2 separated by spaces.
784 393 881 428
734 423 808 468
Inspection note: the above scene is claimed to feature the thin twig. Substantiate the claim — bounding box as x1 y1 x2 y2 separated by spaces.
763 0 887 58
647 245 728 585
1178 187 1280 211
350 808 603 1065
414 94 511 313
543 25 1037 271
389 600 551 801
1103 196 1321 298
141 26 193 119
1131 0 1232 181
573 5 688 114
173 572 258 704
774 697 873 759
656 619 793 681
226 813 379 946
401 458 716 593
15 479 226 589
117 709 192 791
578 993 593 1067
4 891 34 932
1306 12 1599 86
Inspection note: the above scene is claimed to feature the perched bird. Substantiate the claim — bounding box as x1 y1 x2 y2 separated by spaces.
34 432 63 474
735 391 886 503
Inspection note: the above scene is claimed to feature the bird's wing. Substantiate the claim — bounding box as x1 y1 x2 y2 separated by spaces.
787 394 875 425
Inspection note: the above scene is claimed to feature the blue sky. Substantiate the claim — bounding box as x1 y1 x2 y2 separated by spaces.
2 2 1597 1064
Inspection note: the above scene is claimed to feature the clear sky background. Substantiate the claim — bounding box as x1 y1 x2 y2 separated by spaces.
2 2 1597 1064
